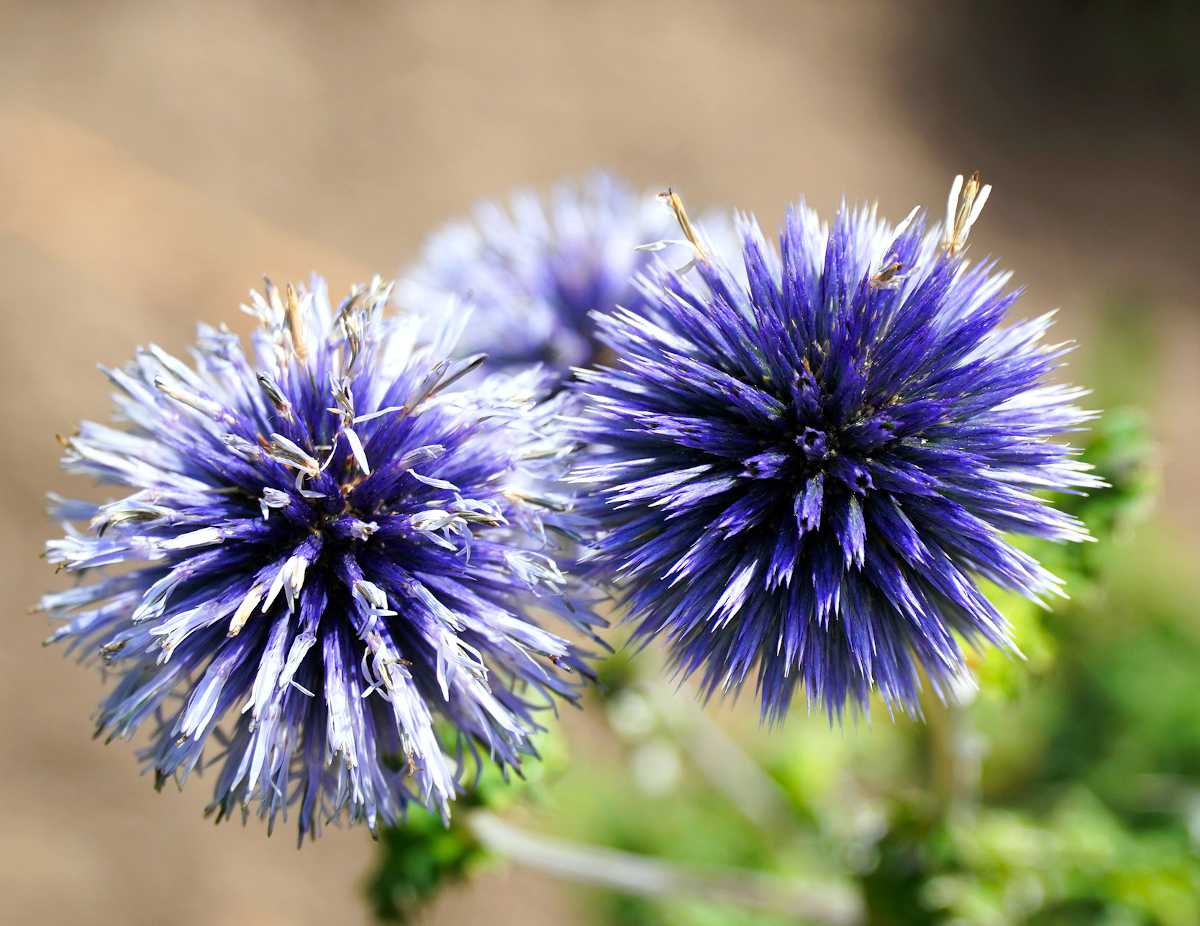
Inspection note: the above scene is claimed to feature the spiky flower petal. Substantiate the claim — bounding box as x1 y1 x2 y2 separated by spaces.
42 276 596 840
571 178 1102 720
397 174 696 371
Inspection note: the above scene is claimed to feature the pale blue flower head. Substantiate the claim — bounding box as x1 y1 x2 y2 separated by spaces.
42 276 598 841
398 174 692 372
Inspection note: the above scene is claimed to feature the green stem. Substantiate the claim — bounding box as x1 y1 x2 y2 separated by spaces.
466 810 864 925
646 681 795 830
927 696 981 816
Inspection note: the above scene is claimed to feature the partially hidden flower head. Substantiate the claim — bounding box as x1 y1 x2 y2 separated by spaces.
571 176 1103 721
397 173 705 373
41 276 597 841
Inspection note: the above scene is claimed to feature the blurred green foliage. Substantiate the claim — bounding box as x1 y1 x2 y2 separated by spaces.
367 807 485 923
366 730 567 921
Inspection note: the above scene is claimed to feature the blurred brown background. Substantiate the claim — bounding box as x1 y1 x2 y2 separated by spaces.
1 2 1197 924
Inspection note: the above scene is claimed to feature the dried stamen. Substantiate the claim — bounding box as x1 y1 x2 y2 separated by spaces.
943 170 992 256
658 188 710 263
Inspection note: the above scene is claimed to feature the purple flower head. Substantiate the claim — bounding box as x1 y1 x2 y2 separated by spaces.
397 174 690 372
42 276 597 841
571 176 1102 720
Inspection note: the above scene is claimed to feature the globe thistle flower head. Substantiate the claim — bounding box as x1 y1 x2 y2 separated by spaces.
571 176 1102 721
42 276 596 840
397 173 683 371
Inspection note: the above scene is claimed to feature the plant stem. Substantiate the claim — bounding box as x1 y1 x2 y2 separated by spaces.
466 810 864 925
647 680 794 831
928 696 982 816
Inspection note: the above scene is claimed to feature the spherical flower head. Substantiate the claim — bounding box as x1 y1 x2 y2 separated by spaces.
397 174 687 372
571 176 1102 720
42 276 597 840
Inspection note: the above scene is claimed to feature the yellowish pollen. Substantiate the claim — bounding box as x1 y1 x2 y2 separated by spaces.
229 584 265 637
658 188 709 263
285 282 308 363
944 170 991 257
